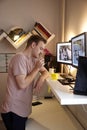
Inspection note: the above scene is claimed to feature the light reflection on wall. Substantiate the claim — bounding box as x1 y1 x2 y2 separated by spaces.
80 21 87 32
66 31 75 41
65 18 87 42
68 65 77 77
64 64 77 77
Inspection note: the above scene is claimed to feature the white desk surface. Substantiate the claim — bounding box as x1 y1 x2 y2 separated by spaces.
46 78 87 105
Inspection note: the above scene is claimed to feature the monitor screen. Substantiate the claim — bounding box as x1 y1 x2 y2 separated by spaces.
71 32 87 67
56 42 72 64
73 56 87 95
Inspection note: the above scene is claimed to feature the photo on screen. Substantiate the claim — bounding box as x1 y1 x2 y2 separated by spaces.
57 42 72 64
71 32 87 67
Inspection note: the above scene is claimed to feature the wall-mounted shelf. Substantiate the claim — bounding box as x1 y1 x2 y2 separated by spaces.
0 30 32 49
6 32 32 49
31 22 55 44
0 22 55 49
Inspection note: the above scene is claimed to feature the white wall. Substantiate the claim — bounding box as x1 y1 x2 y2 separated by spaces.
0 0 61 55
64 0 87 41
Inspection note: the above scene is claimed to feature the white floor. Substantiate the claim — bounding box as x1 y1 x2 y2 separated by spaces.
26 97 83 130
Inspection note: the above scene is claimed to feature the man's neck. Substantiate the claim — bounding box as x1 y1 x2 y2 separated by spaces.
23 48 32 58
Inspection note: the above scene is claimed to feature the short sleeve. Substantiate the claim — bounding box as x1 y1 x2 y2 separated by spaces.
10 54 27 76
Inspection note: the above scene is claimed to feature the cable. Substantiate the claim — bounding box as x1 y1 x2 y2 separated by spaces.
69 84 74 90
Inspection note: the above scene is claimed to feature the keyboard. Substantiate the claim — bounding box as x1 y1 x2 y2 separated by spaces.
58 79 70 85
58 78 75 85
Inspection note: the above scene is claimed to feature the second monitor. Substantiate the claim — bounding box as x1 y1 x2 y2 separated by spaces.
56 42 72 65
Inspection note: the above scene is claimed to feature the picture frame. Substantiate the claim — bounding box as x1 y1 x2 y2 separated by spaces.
0 54 6 72
71 32 87 67
57 42 72 64
0 53 15 73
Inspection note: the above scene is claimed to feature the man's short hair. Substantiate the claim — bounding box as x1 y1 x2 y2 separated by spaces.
26 35 47 48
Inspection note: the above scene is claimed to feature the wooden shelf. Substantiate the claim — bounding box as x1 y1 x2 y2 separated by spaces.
0 30 32 49
6 32 32 49
0 31 7 41
31 22 55 44
0 23 55 49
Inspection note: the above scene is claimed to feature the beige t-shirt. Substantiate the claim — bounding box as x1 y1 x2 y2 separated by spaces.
1 53 36 117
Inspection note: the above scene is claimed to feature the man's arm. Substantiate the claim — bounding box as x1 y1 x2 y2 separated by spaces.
15 67 39 89
33 67 50 93
15 58 45 89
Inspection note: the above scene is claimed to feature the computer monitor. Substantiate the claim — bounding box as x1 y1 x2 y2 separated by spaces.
74 56 87 95
56 42 72 65
71 32 87 67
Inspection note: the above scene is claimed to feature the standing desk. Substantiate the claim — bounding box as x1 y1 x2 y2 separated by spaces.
46 77 87 105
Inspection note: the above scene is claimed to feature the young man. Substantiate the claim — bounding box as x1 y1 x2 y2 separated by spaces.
1 35 49 130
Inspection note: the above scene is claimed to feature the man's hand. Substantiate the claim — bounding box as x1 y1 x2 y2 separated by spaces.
35 57 45 70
